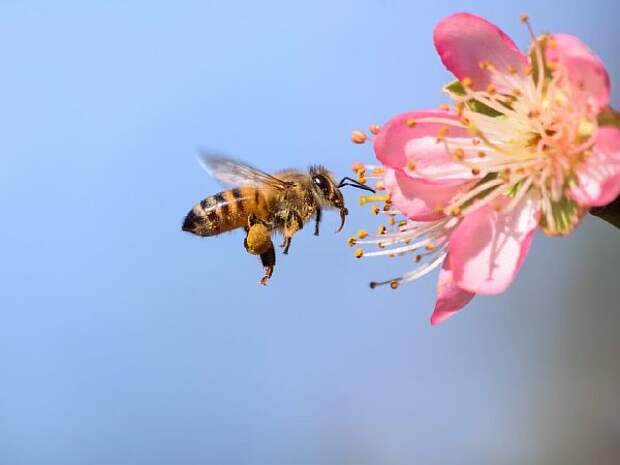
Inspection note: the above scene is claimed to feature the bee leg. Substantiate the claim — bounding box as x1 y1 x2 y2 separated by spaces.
259 244 276 286
314 207 322 236
281 210 303 255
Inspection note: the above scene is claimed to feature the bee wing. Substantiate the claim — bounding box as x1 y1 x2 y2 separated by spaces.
198 153 290 190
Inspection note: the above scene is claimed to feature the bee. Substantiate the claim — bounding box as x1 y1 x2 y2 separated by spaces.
182 155 374 285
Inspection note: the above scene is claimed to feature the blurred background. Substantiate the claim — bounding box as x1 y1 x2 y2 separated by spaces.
0 1 618 464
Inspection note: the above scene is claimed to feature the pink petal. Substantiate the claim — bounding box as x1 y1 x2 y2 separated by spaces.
373 110 475 179
546 34 610 114
448 192 540 295
384 168 471 221
570 127 620 207
434 13 528 91
430 257 475 325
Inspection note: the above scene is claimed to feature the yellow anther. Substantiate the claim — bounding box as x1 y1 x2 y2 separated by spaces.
390 280 399 289
433 204 445 213
478 151 486 158
454 148 465 161
439 103 450 111
357 176 367 185
519 13 529 23
406 161 416 171
371 206 380 215
357 229 368 239
523 64 533 75
354 248 364 258
547 60 557 71
471 167 481 176
455 101 465 116
508 64 518 75
347 236 357 247
377 242 385 249
351 130 367 144
369 124 381 135
512 88 522 97
425 242 436 251
486 83 496 95
436 126 449 142
351 162 364 172
374 180 385 191
501 168 511 181
377 225 386 235
388 215 395 225
451 206 462 217
461 77 472 89
371 166 384 175
406 118 416 128
479 60 490 70
398 220 407 228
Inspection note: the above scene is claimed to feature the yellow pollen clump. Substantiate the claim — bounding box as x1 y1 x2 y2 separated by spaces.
478 151 486 158
461 77 472 88
406 118 416 128
390 280 399 289
346 236 357 247
377 225 386 235
436 126 449 142
439 103 450 111
371 206 380 215
454 148 465 161
369 124 381 135
406 161 416 171
351 130 367 144
354 248 364 258
486 83 496 95
357 229 368 239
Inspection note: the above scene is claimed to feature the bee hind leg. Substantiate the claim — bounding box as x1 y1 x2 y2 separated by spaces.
259 245 275 286
244 219 276 285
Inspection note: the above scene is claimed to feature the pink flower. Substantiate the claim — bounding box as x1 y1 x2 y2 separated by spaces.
351 13 619 324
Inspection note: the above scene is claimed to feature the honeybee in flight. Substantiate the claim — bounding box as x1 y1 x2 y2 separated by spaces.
182 155 374 285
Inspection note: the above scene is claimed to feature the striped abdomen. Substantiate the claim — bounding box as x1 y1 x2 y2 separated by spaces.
182 187 270 236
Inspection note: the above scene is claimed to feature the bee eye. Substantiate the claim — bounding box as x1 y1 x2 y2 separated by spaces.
313 175 329 193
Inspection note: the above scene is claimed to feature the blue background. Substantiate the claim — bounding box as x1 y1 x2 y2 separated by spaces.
1 1 619 464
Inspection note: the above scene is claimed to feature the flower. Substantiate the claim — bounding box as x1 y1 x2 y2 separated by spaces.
351 13 620 324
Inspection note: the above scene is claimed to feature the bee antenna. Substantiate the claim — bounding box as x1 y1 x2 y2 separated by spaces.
338 177 376 193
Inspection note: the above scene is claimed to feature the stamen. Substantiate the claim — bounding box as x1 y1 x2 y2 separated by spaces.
351 130 367 144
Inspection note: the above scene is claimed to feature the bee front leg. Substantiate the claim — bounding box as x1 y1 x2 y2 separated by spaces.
281 210 303 255
314 207 322 236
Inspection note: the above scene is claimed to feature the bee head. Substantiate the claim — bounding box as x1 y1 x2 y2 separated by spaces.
309 166 375 233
